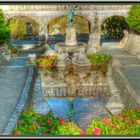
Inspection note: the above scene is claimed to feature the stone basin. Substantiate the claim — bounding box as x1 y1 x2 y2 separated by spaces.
55 42 88 53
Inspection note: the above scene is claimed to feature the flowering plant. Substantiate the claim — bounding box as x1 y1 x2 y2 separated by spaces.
35 55 57 72
86 108 140 135
13 111 61 136
12 111 83 136
56 121 84 135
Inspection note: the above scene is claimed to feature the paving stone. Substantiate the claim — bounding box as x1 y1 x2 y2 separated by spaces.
0 67 28 134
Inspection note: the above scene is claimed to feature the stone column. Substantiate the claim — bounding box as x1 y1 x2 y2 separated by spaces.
87 13 101 54
65 25 77 46
89 13 101 47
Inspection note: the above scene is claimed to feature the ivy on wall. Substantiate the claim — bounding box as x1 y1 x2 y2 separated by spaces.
47 15 90 35
9 16 39 39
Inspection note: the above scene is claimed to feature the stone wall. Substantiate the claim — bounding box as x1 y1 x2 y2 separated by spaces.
124 32 140 59
109 62 140 108
0 52 8 66
118 30 129 49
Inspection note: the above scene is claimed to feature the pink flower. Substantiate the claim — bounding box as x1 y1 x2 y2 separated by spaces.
40 114 45 117
18 122 23 126
60 120 65 125
46 119 51 124
49 126 54 130
125 121 130 124
48 64 53 68
29 127 33 132
79 129 84 135
102 118 111 126
112 125 118 129
21 112 25 115
58 116 64 121
15 131 21 135
92 127 101 135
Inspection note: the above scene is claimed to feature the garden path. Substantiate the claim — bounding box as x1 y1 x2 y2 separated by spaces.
0 57 28 134
102 42 140 95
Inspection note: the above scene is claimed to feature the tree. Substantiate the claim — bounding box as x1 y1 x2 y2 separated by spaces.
126 5 140 34
0 9 10 45
101 16 129 39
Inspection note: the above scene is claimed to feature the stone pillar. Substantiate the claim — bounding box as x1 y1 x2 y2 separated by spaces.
87 13 101 54
65 25 77 46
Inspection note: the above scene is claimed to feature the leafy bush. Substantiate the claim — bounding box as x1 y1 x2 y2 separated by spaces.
0 9 10 45
87 53 111 74
86 108 140 135
13 108 140 136
101 16 129 39
35 55 57 72
126 5 140 34
56 122 84 135
8 46 18 54
87 54 111 65
13 111 61 136
12 111 83 136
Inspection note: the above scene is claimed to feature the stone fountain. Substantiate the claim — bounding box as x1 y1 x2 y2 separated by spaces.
41 5 110 98
55 5 90 70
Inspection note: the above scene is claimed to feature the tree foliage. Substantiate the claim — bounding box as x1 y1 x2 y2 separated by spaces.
101 16 129 39
0 9 10 45
126 5 140 34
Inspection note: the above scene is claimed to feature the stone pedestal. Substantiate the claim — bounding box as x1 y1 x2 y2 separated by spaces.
65 25 77 46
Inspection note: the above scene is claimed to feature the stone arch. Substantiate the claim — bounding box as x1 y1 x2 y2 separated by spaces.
47 15 91 35
7 15 39 39
100 15 129 39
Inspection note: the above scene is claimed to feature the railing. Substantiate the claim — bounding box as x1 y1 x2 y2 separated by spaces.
42 82 110 98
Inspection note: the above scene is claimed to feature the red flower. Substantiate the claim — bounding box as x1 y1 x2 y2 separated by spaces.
60 120 65 125
49 126 54 130
29 127 34 132
92 127 101 135
79 129 84 135
125 121 130 124
18 122 23 126
46 56 50 60
40 114 45 117
48 64 53 68
46 119 51 124
15 131 21 135
111 125 120 129
102 118 111 126
21 112 25 115
58 116 64 121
